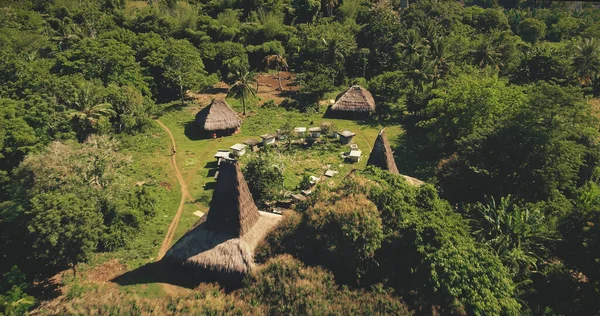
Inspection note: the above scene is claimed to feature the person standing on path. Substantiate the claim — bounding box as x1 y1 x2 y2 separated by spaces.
172 145 176 156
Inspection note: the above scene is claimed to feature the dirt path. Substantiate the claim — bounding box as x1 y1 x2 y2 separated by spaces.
155 119 193 261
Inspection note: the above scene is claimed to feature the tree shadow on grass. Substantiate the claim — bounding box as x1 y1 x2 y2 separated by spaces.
31 276 62 305
203 182 216 191
184 121 212 141
355 117 396 129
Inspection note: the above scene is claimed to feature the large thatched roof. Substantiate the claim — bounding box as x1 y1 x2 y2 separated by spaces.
165 159 282 276
195 99 241 132
367 129 399 174
331 85 376 112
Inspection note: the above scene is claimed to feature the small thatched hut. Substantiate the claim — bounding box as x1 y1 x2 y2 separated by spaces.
195 99 241 136
366 129 399 174
366 129 425 186
165 159 282 282
329 85 375 117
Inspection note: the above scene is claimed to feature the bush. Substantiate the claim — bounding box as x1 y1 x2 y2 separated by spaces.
262 99 276 108
306 194 384 281
243 153 284 204
243 255 411 315
260 168 520 313
319 121 336 137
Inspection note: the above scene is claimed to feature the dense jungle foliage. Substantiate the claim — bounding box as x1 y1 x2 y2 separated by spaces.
1 0 600 314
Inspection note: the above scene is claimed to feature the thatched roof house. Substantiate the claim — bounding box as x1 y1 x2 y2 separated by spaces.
367 129 425 186
367 129 399 174
195 99 241 135
330 85 376 114
165 159 282 281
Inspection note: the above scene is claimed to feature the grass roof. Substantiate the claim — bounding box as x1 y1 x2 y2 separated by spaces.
195 99 241 132
331 85 376 113
165 159 282 276
366 129 399 175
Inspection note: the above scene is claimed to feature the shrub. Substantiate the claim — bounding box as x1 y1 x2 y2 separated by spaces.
243 153 284 204
243 255 411 315
305 194 384 281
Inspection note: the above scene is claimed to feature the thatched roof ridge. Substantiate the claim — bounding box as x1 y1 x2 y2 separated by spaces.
165 159 282 276
205 159 260 236
195 99 241 131
366 129 399 175
331 85 376 112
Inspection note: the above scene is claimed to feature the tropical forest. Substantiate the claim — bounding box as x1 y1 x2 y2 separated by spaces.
1 0 600 315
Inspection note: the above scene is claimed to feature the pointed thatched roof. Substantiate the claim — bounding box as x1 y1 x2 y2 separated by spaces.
195 99 241 132
205 159 260 236
331 85 376 113
165 159 282 277
367 129 399 175
366 129 425 186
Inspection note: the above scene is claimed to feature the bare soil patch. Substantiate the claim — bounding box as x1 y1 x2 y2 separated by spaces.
87 259 127 284
159 181 172 191
186 72 299 110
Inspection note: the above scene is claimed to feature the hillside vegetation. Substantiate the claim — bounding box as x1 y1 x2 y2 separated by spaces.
1 0 600 315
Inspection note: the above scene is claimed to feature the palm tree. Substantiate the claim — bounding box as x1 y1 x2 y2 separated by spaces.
429 37 450 88
263 54 289 90
228 68 257 116
322 36 353 85
68 80 116 139
573 38 600 86
471 35 504 70
397 29 428 67
358 48 370 78
472 195 558 277
406 55 432 93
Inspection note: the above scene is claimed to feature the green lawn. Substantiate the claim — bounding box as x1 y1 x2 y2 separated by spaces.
158 100 404 242
66 99 404 299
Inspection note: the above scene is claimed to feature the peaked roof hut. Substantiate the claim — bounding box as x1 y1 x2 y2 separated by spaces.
366 129 425 186
195 99 241 134
165 159 282 281
330 85 376 114
366 129 399 174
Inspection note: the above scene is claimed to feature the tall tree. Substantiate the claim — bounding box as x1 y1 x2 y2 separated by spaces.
228 68 257 116
397 29 428 67
322 36 354 85
68 80 116 140
471 35 504 70
263 54 288 90
27 192 103 275
429 37 450 88
162 40 210 105
145 39 214 103
572 37 600 86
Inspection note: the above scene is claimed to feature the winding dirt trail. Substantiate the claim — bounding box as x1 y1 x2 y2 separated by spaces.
155 119 192 261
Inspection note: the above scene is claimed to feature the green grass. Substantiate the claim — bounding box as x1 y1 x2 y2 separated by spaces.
72 124 182 298
64 99 404 299
158 101 403 241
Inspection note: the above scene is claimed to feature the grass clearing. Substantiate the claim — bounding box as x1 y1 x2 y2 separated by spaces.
41 99 404 303
158 102 403 249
